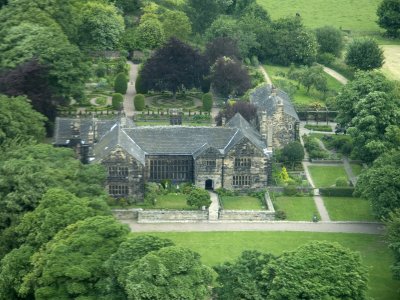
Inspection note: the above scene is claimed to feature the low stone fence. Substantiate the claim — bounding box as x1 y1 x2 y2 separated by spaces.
137 210 208 223
268 186 313 194
112 209 142 220
310 159 343 164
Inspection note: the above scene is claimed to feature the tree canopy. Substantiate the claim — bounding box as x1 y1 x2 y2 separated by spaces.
377 0 400 37
139 38 208 97
315 26 344 57
345 38 384 71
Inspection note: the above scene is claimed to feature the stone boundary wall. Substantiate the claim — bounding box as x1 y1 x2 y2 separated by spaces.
138 210 208 223
112 209 142 220
310 159 342 164
268 186 313 193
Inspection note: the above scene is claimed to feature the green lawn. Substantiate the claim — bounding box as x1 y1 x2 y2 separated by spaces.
134 231 399 300
308 165 348 187
323 197 376 221
128 193 192 210
221 196 264 210
351 163 364 176
273 196 319 221
264 64 342 107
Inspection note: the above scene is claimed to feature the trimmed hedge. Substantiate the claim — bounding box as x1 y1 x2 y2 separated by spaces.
114 73 128 94
134 94 145 111
319 187 355 197
202 93 213 112
135 73 148 94
112 93 124 110
304 124 332 132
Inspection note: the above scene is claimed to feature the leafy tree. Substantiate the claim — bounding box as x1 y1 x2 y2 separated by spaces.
114 73 128 94
205 37 241 65
185 0 222 33
315 26 344 57
347 91 400 162
115 0 140 13
386 209 400 279
161 10 192 41
281 141 305 169
124 246 214 300
135 73 148 94
377 0 400 37
134 94 145 111
214 250 274 300
104 235 174 297
210 57 251 97
268 241 368 300
299 65 327 94
140 38 208 98
279 166 290 183
21 216 129 299
345 38 384 70
202 93 213 112
135 19 165 50
187 188 211 209
112 93 124 110
215 101 258 126
335 71 394 128
355 150 400 218
0 94 46 145
78 1 125 51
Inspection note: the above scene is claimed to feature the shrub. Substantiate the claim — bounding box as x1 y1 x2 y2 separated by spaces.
114 72 128 94
275 210 287 220
186 188 211 209
112 93 124 110
319 187 355 197
304 124 332 132
317 52 336 65
202 93 213 112
135 73 148 94
303 135 328 159
284 185 297 196
134 94 145 111
215 188 235 197
251 55 259 67
335 177 349 187
144 183 161 205
96 63 107 77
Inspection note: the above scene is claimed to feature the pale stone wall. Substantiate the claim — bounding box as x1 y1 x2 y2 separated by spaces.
112 209 141 220
102 146 145 201
219 210 275 221
138 210 208 223
194 147 223 189
223 138 268 190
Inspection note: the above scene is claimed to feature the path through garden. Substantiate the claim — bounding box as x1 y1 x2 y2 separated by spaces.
124 61 139 118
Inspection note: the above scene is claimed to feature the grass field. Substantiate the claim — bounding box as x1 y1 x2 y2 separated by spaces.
323 197 376 221
351 163 364 176
308 165 348 187
264 64 342 107
273 196 319 221
134 231 400 300
382 45 400 80
221 196 264 210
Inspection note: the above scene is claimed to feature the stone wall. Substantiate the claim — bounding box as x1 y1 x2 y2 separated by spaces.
194 147 223 189
138 210 208 223
219 210 275 221
112 209 141 220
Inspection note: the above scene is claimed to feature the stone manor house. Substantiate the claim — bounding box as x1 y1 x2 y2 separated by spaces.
54 84 299 201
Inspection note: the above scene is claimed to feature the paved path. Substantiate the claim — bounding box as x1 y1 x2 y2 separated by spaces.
120 220 383 234
124 61 139 118
322 66 348 85
259 65 272 85
343 156 358 186
208 191 219 220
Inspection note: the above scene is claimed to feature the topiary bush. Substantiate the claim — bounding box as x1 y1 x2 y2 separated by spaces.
114 72 128 94
202 93 213 112
187 188 211 209
335 177 349 187
134 94 145 111
135 73 148 94
112 93 124 110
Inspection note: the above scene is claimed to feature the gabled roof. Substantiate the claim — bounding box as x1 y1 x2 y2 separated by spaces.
250 84 299 120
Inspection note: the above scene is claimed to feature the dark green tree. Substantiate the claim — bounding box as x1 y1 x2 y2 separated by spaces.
124 246 214 300
355 150 400 218
184 0 222 33
187 188 211 209
114 73 128 94
21 216 129 299
205 37 241 65
377 0 400 37
345 38 384 70
214 250 274 300
135 73 148 94
134 94 145 111
386 209 400 279
268 241 368 300
315 26 344 57
140 38 208 99
281 141 305 169
0 94 46 145
112 93 124 110
202 93 213 112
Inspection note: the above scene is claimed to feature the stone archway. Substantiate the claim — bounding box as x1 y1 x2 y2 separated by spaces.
205 179 213 190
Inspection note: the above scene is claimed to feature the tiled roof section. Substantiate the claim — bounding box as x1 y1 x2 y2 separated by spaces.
250 84 299 120
92 123 145 164
123 126 239 155
53 117 118 145
225 113 267 151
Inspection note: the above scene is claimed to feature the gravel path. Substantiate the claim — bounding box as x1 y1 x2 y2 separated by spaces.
121 220 383 234
208 191 219 220
343 156 358 186
259 65 272 85
322 66 348 85
124 61 139 118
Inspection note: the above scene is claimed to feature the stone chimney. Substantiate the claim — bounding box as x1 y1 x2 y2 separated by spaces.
87 126 94 145
221 117 226 126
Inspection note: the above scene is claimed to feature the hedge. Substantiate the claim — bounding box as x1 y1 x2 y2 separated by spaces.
319 187 355 197
135 73 148 94
202 93 213 112
114 73 128 94
134 94 145 111
112 93 124 110
304 124 332 132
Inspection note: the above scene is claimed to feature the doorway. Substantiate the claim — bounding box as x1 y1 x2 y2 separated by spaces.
205 179 213 190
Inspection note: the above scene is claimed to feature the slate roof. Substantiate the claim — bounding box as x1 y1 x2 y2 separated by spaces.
250 84 299 120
